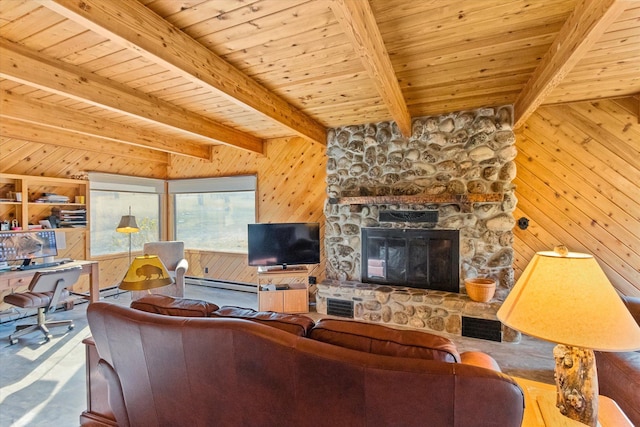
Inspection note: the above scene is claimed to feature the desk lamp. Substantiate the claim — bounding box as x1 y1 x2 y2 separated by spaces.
119 254 174 291
116 206 139 265
497 246 640 426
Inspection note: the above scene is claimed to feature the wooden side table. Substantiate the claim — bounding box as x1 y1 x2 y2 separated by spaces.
514 377 633 426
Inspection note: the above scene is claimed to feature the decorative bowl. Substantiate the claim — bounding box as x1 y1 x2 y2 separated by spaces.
464 278 496 302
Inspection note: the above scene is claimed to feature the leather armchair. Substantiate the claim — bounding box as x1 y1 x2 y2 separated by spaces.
132 241 188 300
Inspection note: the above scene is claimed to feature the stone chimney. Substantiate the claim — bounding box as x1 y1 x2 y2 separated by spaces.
324 106 517 299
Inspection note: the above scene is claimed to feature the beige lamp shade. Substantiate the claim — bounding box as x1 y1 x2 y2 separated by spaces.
120 254 174 291
497 250 640 352
116 215 139 233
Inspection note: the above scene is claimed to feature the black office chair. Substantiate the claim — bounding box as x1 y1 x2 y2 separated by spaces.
4 266 82 344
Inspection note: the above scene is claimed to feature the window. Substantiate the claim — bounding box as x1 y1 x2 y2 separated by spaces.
89 173 163 257
170 176 256 253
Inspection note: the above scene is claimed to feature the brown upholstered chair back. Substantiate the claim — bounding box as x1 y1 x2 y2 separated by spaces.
88 302 525 427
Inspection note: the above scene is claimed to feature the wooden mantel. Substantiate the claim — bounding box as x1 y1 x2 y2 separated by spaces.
329 193 503 207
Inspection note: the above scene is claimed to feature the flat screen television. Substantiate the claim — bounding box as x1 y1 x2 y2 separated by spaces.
248 222 320 269
0 230 58 266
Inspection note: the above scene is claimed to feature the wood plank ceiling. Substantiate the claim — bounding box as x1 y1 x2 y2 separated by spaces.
1 0 638 161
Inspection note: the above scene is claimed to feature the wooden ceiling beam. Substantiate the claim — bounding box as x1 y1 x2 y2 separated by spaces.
329 0 412 137
513 0 629 128
0 90 211 160
0 38 264 155
42 0 327 146
0 118 169 164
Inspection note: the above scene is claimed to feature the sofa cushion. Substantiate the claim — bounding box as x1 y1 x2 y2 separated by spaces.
131 294 219 317
309 319 461 363
210 306 315 336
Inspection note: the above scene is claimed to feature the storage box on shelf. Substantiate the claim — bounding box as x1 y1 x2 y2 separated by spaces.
0 173 88 231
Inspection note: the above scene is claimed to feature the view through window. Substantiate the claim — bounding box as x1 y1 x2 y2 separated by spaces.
90 191 160 256
174 191 255 252
89 174 255 256
89 173 162 257
171 176 256 253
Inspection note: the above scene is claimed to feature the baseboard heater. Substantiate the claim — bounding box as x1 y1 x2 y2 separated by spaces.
461 316 502 342
186 276 257 293
326 298 354 318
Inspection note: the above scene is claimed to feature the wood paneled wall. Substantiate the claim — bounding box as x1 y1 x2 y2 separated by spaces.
0 135 327 290
514 97 640 296
168 136 327 285
3 98 637 297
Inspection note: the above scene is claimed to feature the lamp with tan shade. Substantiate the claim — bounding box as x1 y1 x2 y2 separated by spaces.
116 206 139 265
497 246 640 426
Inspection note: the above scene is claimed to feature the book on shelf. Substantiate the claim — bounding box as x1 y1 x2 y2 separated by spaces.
36 193 70 203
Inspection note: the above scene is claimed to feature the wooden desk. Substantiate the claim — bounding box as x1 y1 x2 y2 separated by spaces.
514 377 633 426
0 260 100 304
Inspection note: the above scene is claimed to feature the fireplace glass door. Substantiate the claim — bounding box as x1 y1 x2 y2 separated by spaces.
362 228 459 292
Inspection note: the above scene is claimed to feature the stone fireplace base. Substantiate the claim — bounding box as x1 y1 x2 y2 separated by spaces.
316 279 520 343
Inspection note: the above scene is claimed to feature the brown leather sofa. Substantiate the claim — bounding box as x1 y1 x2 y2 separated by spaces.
82 295 525 427
595 295 640 426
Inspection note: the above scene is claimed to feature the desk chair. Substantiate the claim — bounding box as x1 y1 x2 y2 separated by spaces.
4 266 82 345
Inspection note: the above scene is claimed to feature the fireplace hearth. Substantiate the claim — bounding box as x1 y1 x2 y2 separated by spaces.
361 228 459 293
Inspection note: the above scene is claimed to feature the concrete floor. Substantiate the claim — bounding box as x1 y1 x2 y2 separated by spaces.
0 284 555 427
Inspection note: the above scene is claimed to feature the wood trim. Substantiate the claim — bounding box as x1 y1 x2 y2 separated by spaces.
0 91 211 160
0 38 263 155
0 118 169 164
513 0 629 128
42 0 327 146
330 193 503 206
330 0 411 137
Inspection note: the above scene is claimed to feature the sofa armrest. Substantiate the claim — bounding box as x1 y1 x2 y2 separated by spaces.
460 351 502 372
97 359 130 427
175 258 188 277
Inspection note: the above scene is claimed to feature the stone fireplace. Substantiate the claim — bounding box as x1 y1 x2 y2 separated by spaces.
316 106 519 342
323 105 516 295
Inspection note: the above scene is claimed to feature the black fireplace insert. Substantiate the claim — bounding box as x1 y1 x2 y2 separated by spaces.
361 228 460 293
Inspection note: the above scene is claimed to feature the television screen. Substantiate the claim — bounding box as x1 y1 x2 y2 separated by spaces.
248 223 320 267
0 230 58 263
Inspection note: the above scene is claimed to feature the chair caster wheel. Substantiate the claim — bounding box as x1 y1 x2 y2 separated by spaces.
10 339 18 345
68 325 75 330
45 334 52 342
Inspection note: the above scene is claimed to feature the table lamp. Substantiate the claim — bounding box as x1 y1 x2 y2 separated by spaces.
116 206 139 265
497 246 640 426
119 254 174 291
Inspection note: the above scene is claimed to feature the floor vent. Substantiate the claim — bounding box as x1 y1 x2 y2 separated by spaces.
461 317 502 342
326 298 354 318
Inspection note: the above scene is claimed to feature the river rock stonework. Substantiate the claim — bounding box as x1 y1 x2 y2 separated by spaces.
316 280 521 342
324 106 517 299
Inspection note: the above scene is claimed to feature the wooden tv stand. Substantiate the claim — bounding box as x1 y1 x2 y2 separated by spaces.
257 267 309 313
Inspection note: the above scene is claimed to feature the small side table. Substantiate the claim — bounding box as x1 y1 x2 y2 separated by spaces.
256 268 309 313
514 377 633 426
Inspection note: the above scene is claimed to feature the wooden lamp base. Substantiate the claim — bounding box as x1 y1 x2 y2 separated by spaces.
553 344 599 427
